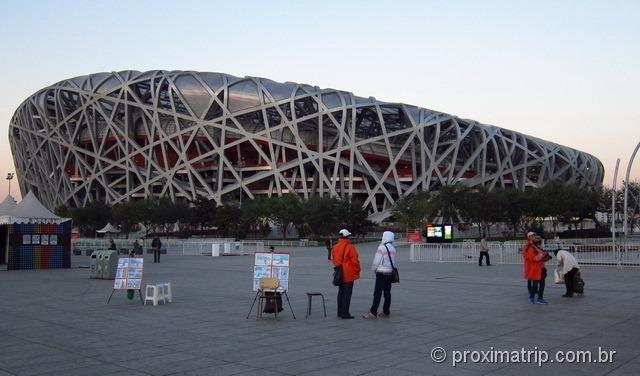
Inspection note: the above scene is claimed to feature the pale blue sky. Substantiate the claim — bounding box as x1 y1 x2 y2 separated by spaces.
1 0 638 200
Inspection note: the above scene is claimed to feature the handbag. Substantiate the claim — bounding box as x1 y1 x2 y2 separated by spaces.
553 268 564 284
332 244 347 286
384 244 400 283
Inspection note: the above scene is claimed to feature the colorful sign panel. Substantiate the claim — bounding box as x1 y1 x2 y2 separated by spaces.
252 252 290 292
114 258 144 290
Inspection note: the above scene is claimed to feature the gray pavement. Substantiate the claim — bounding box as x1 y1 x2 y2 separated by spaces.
1 243 640 376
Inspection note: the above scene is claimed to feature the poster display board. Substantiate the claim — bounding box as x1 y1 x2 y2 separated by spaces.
253 252 290 292
426 224 453 243
114 258 144 290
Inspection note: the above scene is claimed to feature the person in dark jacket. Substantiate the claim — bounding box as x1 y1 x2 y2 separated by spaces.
151 236 162 263
325 237 333 261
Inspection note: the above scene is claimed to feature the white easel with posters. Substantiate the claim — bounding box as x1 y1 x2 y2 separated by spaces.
107 258 144 303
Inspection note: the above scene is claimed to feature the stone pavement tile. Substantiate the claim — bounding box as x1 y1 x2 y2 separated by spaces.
325 347 391 361
300 360 386 376
94 344 176 362
354 349 425 367
396 359 488 375
127 356 223 376
1 350 75 369
270 356 351 374
238 349 320 368
172 362 260 375
361 367 431 376
38 363 125 376
8 357 102 376
226 368 290 376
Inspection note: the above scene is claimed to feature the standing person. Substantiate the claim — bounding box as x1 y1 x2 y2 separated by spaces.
479 235 491 266
108 239 117 251
130 239 141 258
151 235 162 263
325 237 333 261
553 249 580 297
521 231 536 254
523 236 549 305
363 231 396 319
332 229 361 319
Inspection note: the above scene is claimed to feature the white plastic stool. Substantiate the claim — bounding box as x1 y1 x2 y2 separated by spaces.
159 282 172 303
144 284 159 306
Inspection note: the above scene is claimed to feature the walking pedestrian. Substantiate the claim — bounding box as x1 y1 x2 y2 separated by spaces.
332 229 361 319
479 235 491 266
363 231 397 319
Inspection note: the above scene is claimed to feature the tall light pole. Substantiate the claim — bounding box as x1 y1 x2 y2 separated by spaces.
237 158 245 207
6 173 15 197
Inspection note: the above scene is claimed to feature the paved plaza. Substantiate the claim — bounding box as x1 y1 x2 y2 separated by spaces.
1 243 640 376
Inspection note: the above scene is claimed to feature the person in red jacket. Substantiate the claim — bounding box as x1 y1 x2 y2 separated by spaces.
523 236 549 305
332 229 361 319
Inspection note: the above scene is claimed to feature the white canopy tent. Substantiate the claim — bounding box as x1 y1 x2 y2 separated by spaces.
96 222 120 234
0 191 68 224
0 195 18 217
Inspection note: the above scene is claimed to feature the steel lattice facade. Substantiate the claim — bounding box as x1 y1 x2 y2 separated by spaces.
9 70 604 221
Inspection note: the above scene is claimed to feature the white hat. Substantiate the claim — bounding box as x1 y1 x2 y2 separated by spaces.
527 231 536 237
338 229 351 237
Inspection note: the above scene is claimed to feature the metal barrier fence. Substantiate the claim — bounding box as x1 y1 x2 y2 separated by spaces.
409 242 640 267
73 238 318 256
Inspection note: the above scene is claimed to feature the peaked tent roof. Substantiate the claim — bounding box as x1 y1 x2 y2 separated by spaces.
0 191 68 224
0 195 18 216
97 222 120 233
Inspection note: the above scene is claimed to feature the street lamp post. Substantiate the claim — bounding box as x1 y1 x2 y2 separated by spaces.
6 173 15 197
237 159 245 207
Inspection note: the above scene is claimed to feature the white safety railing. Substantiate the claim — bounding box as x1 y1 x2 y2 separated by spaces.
72 237 318 256
409 242 640 267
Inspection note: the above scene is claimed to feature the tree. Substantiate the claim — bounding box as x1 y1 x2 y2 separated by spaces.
427 184 465 224
70 201 111 236
303 196 342 238
494 188 528 237
392 191 430 229
191 197 217 230
339 200 373 236
241 197 271 238
213 204 242 237
268 194 303 240
111 201 142 238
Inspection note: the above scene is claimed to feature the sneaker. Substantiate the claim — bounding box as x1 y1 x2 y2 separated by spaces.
379 312 390 318
562 294 573 298
529 297 535 304
537 299 548 305
362 312 377 320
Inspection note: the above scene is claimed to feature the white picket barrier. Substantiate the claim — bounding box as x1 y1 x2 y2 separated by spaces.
410 241 640 267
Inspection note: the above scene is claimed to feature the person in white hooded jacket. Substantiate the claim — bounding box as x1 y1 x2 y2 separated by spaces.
363 231 397 319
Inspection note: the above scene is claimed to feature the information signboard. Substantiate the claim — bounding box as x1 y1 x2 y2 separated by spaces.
114 258 144 290
252 252 290 292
